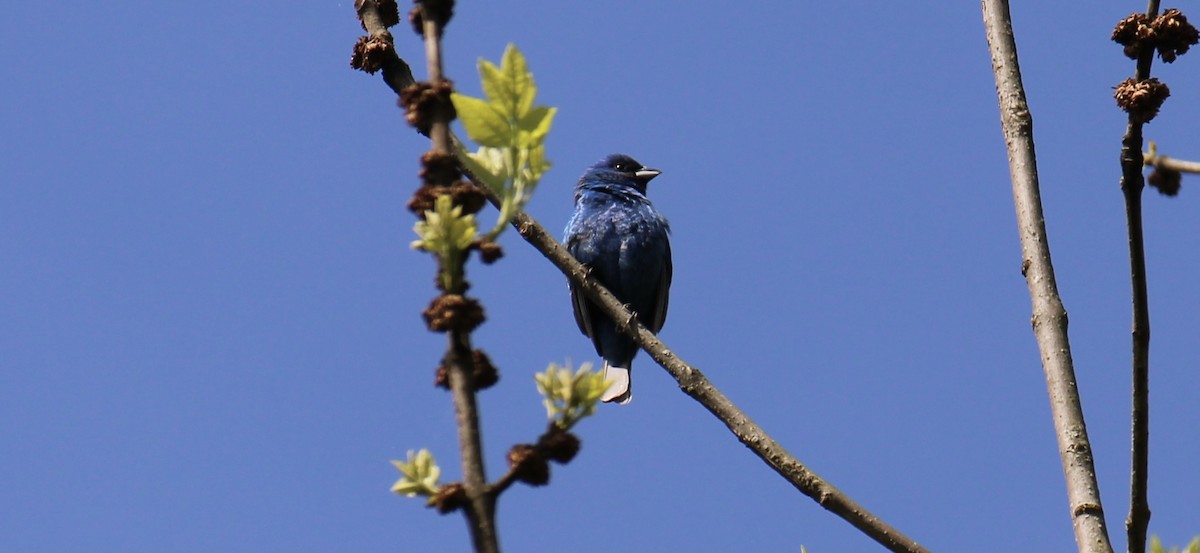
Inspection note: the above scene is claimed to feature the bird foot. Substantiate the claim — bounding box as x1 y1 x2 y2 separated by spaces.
616 307 637 333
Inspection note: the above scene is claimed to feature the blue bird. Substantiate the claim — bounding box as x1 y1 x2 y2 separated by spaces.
564 154 672 404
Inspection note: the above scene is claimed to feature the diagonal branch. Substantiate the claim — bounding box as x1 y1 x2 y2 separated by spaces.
980 1 1114 552
456 162 930 553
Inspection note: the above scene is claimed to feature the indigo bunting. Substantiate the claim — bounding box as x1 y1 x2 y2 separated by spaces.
564 154 672 404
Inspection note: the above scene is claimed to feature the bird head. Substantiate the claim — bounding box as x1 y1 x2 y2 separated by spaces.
579 154 661 196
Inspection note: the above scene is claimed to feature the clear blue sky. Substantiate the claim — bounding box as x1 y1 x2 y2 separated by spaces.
3 1 1199 551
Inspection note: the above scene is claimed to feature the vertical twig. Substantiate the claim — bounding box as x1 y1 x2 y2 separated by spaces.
980 2 1115 552
1119 1 1161 551
418 2 499 552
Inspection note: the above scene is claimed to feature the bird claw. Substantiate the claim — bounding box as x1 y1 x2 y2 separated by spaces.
616 307 637 332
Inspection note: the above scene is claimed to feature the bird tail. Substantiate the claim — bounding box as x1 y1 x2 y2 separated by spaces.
600 361 632 404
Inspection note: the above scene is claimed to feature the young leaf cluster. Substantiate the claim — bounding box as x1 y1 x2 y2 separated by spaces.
451 44 556 240
534 362 609 430
411 195 478 290
391 449 442 503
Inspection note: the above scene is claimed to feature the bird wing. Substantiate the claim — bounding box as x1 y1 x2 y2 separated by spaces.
648 238 672 333
569 281 594 337
566 234 604 355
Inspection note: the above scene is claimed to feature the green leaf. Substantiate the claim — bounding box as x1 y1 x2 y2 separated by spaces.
454 142 505 194
411 196 477 255
390 449 441 497
452 43 554 241
500 44 535 118
471 146 511 184
526 144 550 183
477 60 511 118
516 106 556 147
536 361 606 429
451 93 510 147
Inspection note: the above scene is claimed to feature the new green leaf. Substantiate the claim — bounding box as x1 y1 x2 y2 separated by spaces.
451 93 510 148
391 449 441 497
412 195 477 290
450 43 555 241
536 361 609 430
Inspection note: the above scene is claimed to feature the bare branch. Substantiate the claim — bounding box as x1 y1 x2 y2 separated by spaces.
981 1 1115 552
353 0 416 94
1117 1 1165 550
1144 146 1200 174
450 157 930 552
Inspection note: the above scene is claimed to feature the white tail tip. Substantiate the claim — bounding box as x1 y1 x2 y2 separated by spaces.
600 362 631 404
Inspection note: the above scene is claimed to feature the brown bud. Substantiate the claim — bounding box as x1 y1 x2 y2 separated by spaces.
537 428 581 464
450 181 487 215
409 1 455 36
350 34 394 74
1153 9 1199 63
407 5 424 36
1148 167 1182 196
420 151 461 186
434 364 449 389
1114 77 1170 123
474 240 504 264
398 81 455 135
471 349 499 390
422 294 485 333
375 0 401 28
407 185 440 217
1113 13 1153 59
430 482 466 514
407 182 484 219
508 444 550 486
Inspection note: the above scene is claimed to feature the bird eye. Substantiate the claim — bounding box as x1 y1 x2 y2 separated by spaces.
613 162 626 171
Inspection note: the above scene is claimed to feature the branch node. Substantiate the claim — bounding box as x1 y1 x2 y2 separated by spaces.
431 482 467 514
536 427 581 464
423 294 485 333
506 444 550 486
1114 77 1170 124
350 33 395 74
400 81 456 135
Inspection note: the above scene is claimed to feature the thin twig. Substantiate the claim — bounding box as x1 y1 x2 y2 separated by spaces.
980 2 1114 552
1144 147 1200 174
354 0 416 94
1120 1 1161 551
443 336 497 553
416 2 500 552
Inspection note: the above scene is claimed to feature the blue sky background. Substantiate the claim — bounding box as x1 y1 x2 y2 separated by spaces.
3 1 1199 551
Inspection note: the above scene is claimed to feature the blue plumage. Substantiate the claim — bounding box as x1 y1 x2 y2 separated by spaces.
563 154 672 404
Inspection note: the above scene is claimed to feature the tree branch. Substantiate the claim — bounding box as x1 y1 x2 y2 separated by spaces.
358 3 933 551
414 1 499 551
980 2 1115 552
450 163 929 552
1119 1 1161 551
1143 145 1200 174
353 0 416 94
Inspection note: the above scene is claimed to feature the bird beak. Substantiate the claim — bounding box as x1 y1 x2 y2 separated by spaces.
635 168 661 181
